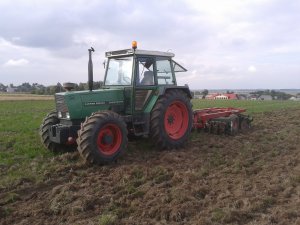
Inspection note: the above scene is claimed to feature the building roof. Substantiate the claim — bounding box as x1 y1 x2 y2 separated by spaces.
205 93 219 99
224 93 238 99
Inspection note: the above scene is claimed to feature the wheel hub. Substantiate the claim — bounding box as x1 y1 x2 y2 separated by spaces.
102 135 113 145
164 101 189 140
167 115 175 124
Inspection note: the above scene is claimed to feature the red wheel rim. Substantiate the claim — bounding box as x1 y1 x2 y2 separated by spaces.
97 123 122 156
164 101 189 140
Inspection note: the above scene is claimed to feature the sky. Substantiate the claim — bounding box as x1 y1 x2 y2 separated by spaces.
0 0 300 89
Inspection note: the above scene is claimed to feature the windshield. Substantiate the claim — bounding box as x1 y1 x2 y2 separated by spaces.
105 57 133 85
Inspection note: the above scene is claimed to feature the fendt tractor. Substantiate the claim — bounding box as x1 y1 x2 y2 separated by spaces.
40 41 252 164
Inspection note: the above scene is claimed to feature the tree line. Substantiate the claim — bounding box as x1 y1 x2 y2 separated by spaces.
1 83 298 100
250 89 294 100
0 82 103 95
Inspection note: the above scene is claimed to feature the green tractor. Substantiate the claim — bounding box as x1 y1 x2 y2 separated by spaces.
40 42 193 164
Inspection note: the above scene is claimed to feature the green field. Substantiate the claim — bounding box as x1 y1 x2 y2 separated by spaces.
192 99 300 114
0 99 300 189
0 100 54 189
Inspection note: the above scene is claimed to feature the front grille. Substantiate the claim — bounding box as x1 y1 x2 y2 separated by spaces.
55 95 68 112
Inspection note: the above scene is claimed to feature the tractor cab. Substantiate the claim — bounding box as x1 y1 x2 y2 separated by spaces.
104 47 187 87
103 42 188 115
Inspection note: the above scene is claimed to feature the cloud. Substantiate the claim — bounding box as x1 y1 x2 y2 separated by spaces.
0 0 299 88
4 59 29 67
248 66 257 73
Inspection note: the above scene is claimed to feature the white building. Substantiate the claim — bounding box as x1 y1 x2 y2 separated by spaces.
6 86 16 93
215 95 228 100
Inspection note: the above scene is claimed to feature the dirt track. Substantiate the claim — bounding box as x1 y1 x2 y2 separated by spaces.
0 94 53 101
1 109 299 225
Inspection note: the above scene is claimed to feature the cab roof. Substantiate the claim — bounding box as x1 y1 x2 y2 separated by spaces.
105 49 175 58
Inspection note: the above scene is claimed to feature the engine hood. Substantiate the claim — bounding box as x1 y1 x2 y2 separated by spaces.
55 88 125 120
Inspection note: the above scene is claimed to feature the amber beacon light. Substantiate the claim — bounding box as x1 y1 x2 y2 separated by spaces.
132 41 137 50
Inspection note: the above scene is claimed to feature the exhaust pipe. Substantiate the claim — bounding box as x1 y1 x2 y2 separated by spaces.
88 47 95 91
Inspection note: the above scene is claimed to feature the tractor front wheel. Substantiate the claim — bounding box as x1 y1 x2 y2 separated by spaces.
150 90 193 149
77 111 128 164
40 110 76 152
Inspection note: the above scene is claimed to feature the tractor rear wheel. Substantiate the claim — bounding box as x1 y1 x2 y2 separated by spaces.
40 110 75 152
77 111 128 164
150 90 193 149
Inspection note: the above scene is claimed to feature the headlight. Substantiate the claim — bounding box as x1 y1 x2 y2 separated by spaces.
58 111 62 118
66 112 70 119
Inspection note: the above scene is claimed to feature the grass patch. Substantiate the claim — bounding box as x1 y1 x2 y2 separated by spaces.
0 100 55 189
251 196 276 212
0 206 13 217
211 208 226 222
151 166 173 184
2 192 20 204
192 99 300 114
98 213 117 225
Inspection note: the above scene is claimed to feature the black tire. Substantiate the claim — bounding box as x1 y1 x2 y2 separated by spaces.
40 110 76 152
239 117 251 131
227 114 239 136
150 89 193 149
77 111 128 164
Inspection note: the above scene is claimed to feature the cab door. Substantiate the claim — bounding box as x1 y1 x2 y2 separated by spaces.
133 57 157 112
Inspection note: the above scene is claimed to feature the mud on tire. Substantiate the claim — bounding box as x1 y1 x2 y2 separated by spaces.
77 111 128 165
150 89 193 149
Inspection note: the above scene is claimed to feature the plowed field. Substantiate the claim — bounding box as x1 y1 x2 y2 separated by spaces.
0 100 299 225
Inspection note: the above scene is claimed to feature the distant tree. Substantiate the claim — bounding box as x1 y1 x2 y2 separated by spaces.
201 89 209 96
93 81 104 89
270 90 276 100
49 86 57 95
250 90 264 96
4 81 104 95
78 83 87 90
0 83 7 92
17 82 33 92
55 83 63 93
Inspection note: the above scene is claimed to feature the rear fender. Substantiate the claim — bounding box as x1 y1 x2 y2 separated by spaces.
143 86 192 114
158 86 192 99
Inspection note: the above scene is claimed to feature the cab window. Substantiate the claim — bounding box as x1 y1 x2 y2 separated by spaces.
156 58 174 85
105 57 133 85
136 57 154 86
